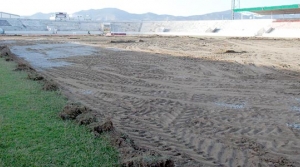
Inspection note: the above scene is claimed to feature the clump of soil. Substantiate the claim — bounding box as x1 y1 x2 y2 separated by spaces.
59 103 89 120
217 49 247 54
60 103 114 134
75 112 97 125
27 73 44 81
43 80 59 91
59 102 175 166
89 119 114 134
263 156 295 167
109 130 175 167
122 156 174 167
5 57 13 61
0 46 12 58
0 46 15 62
15 62 35 71
224 49 238 53
235 137 266 155
110 40 136 43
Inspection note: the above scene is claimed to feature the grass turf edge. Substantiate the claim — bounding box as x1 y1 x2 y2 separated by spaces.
0 56 119 166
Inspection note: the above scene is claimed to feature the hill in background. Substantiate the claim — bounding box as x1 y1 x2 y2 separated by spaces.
23 8 300 21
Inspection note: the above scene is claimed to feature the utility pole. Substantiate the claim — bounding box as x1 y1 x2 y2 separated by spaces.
231 0 241 20
231 0 235 20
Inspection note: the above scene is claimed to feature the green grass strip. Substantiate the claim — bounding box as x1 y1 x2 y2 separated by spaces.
0 58 119 167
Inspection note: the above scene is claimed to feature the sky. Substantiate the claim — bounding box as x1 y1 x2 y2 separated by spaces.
1 0 300 16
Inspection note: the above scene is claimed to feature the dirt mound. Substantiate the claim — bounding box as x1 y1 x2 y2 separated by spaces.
14 62 35 71
27 73 44 81
43 80 59 91
75 112 97 125
59 103 90 120
60 104 113 133
263 157 295 167
216 49 247 54
0 46 15 62
122 156 174 167
90 119 113 134
59 103 175 166
111 130 175 167
5 57 13 61
224 49 237 53
0 46 12 58
110 40 136 43
59 104 114 135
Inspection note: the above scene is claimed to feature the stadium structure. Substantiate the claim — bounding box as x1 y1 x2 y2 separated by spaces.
1 3 300 38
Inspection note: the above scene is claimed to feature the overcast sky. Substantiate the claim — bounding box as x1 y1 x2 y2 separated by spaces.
1 0 300 16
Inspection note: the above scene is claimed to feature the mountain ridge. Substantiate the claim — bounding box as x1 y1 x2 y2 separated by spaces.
23 8 240 21
23 7 300 21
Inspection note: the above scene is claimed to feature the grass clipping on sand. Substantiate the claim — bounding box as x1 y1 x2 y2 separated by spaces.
0 58 119 166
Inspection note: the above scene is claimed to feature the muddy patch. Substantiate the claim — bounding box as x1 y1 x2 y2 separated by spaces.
0 45 37 72
10 43 98 70
286 123 300 130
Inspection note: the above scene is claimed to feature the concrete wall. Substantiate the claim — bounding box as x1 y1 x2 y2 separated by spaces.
111 22 142 32
262 21 300 38
116 20 274 37
1 18 300 38
0 18 101 32
216 19 273 37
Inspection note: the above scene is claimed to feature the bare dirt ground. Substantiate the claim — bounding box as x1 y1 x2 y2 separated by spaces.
1 35 300 166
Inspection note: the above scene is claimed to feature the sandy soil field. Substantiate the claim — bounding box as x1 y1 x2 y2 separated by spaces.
1 35 300 166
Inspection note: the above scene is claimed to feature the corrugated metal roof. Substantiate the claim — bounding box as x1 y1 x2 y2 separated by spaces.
234 4 300 15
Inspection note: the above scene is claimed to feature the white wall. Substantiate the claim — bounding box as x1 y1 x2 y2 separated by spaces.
1 18 300 38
